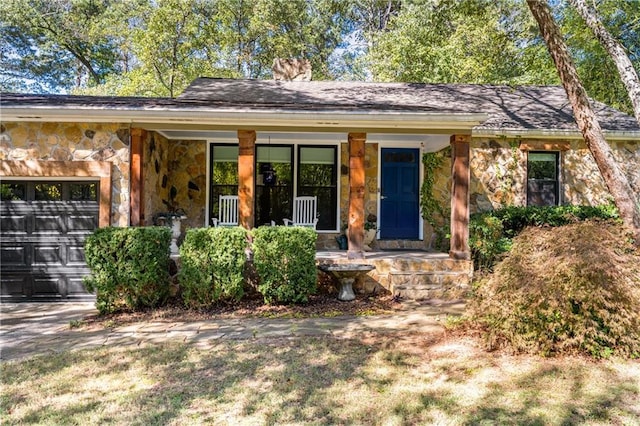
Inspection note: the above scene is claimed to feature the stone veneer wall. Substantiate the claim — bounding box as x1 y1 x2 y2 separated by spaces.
563 139 639 205
166 140 207 230
142 131 170 225
469 138 640 213
142 135 208 231
0 122 131 226
469 139 527 212
427 147 453 247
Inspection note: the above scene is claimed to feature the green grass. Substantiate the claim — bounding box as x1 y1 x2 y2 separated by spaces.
2 336 639 425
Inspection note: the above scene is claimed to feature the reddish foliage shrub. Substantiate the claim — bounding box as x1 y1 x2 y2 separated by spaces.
467 220 640 358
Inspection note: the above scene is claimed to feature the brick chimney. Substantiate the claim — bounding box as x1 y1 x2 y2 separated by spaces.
272 58 312 81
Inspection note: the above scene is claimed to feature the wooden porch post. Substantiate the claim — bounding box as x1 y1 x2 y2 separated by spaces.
130 128 145 226
450 134 471 260
238 130 256 229
347 132 366 259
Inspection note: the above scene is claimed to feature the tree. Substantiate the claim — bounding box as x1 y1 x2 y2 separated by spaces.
1 0 353 95
366 0 559 85
527 0 640 244
0 0 140 92
569 0 640 123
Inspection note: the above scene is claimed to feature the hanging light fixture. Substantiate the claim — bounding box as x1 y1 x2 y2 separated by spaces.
262 136 277 186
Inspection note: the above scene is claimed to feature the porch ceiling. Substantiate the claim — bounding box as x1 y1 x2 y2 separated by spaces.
155 130 452 151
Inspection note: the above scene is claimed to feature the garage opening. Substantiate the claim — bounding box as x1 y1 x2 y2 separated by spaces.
1 180 99 301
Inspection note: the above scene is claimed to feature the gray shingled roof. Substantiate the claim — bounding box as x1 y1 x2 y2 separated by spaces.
178 78 640 133
2 78 639 134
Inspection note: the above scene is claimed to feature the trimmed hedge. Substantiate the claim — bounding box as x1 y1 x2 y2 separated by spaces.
84 226 172 314
252 226 318 304
470 204 619 270
178 226 248 307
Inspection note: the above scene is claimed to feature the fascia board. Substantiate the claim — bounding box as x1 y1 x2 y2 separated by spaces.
0 107 487 132
473 127 640 141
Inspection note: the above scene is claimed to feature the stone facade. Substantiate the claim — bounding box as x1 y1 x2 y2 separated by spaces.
469 139 527 212
418 148 449 250
5 121 636 245
468 138 640 212
0 122 131 226
142 131 170 225
142 133 207 232
563 139 640 205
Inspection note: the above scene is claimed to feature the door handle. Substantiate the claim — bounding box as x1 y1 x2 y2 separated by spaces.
380 196 387 200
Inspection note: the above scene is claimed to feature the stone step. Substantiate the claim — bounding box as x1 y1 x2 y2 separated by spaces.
390 271 471 301
369 257 473 275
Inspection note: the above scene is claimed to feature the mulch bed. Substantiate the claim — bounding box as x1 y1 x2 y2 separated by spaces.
80 291 405 329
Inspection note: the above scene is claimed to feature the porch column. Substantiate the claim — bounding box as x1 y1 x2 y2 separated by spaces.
130 128 145 226
347 132 366 259
238 130 256 229
450 134 471 260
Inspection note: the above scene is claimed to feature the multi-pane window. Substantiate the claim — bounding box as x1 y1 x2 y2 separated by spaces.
297 146 337 231
209 142 339 230
256 145 293 226
0 181 97 202
527 151 560 206
209 145 239 221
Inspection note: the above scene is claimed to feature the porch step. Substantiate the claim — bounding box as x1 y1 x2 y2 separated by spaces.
390 270 471 301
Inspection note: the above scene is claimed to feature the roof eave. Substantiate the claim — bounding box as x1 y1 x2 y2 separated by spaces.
0 106 487 133
473 127 640 141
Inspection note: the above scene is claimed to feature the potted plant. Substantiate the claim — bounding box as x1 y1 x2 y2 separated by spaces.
337 214 378 251
363 214 378 250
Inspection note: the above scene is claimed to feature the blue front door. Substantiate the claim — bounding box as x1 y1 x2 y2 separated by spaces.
380 148 420 239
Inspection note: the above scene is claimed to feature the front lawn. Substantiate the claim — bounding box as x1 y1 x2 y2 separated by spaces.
2 334 638 425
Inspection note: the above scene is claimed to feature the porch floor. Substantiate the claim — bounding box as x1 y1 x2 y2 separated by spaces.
316 249 473 301
316 249 450 262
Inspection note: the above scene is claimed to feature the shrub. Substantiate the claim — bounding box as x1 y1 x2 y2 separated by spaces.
470 204 618 269
84 227 172 314
252 226 318 304
467 221 640 358
178 226 248 308
469 215 511 270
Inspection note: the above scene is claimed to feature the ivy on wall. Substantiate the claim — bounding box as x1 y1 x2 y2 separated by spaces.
420 147 450 248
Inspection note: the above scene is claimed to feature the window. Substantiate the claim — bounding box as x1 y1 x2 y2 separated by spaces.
70 183 98 201
256 145 293 226
35 183 62 201
1 181 98 202
208 141 339 230
527 152 560 206
297 146 337 231
1 183 26 201
209 145 239 220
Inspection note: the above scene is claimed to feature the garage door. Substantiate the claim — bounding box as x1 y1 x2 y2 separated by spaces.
1 181 99 301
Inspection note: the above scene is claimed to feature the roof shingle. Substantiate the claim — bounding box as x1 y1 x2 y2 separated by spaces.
2 78 639 134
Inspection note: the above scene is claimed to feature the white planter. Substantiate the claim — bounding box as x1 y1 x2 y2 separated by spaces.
363 229 377 251
169 216 186 256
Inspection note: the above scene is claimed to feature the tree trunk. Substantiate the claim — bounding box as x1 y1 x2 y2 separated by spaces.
527 0 640 245
569 0 640 123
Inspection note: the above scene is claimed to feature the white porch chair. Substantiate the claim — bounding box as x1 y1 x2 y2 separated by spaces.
211 195 239 227
283 196 319 229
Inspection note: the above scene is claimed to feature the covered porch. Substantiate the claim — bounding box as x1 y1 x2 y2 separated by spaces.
132 129 475 262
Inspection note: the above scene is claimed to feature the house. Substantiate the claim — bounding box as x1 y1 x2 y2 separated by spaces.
1 78 639 300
